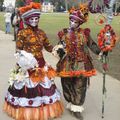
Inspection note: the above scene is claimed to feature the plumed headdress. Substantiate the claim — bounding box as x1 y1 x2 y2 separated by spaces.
19 2 41 20
69 4 89 24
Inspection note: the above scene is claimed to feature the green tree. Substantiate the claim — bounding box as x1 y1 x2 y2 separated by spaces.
0 0 4 11
15 0 25 7
0 0 4 5
34 0 41 2
15 0 40 7
0 0 4 3
49 0 65 11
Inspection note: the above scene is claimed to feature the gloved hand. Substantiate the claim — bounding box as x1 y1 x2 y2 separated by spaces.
52 44 66 59
98 51 108 60
14 50 38 71
103 51 108 56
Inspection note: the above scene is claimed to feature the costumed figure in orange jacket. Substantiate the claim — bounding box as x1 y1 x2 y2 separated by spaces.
3 2 63 120
52 4 101 120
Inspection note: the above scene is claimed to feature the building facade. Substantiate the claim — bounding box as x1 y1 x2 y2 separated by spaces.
42 2 54 12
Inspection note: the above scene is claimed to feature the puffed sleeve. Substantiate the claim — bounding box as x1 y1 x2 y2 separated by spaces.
43 33 53 52
58 28 67 40
85 28 101 55
58 30 64 40
57 28 67 47
16 30 24 50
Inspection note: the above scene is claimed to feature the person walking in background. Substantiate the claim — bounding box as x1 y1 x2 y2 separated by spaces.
4 10 11 34
11 8 24 41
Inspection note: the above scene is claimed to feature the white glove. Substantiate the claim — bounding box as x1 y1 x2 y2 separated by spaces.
52 44 66 59
14 50 38 71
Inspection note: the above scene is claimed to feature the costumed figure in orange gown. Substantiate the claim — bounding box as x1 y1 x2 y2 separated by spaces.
3 2 63 120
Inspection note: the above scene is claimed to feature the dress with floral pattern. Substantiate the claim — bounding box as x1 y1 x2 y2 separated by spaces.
4 26 63 120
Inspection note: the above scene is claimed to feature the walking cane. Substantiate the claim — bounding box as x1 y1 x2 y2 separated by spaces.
98 25 116 118
98 0 117 118
103 0 117 118
101 52 108 118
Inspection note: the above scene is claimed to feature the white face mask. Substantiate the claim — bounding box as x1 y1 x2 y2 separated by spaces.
29 17 39 27
70 19 80 29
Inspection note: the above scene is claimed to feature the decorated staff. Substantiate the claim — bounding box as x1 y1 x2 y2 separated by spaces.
96 0 117 118
98 24 116 118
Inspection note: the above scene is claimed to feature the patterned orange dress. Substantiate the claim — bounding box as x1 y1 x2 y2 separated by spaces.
3 26 63 120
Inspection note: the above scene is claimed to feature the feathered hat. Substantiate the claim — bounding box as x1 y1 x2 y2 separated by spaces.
69 3 89 24
19 2 41 20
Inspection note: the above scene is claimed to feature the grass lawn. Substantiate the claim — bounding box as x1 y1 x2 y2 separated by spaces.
0 12 120 80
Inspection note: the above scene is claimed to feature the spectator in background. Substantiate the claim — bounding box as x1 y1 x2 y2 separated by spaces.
11 8 24 41
4 10 11 34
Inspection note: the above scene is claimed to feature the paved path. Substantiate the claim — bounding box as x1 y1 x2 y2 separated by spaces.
0 30 120 120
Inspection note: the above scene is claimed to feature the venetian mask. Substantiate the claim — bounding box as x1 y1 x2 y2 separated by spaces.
29 16 39 27
70 19 80 29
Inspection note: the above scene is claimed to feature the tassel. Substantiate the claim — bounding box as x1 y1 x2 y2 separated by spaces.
7 104 12 116
11 107 16 118
24 108 32 120
47 106 50 119
15 108 19 120
18 108 24 120
39 106 44 120
58 102 63 113
33 108 40 120
56 102 61 117
58 101 64 116
43 106 49 120
49 104 56 118
3 101 7 111
53 102 59 117
53 102 58 117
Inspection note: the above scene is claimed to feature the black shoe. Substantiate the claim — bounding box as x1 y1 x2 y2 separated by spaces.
12 39 16 41
73 112 83 120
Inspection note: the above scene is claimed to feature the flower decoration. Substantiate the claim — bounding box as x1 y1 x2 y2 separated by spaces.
95 14 107 25
69 3 89 23
98 24 116 52
19 2 41 15
8 65 29 86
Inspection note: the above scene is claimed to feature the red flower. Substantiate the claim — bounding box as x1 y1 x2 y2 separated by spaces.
99 19 104 24
28 100 33 105
58 31 64 39
11 98 15 102
98 25 116 52
49 98 53 103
